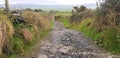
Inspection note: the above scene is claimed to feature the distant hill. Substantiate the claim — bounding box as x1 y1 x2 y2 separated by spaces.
0 4 96 11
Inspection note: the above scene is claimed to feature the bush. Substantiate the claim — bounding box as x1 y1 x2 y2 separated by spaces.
92 0 120 54
70 6 94 24
94 0 120 31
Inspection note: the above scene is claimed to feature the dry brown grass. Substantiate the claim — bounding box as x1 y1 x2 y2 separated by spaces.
22 28 33 42
21 11 50 30
33 25 39 33
0 14 14 56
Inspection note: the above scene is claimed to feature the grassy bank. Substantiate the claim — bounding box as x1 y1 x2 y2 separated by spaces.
4 29 49 58
0 10 51 58
60 18 120 55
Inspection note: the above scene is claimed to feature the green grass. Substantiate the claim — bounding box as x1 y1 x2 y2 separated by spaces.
22 29 49 58
5 29 49 58
4 27 49 58
3 22 50 58
50 21 54 28
60 19 69 28
77 18 120 54
55 12 71 16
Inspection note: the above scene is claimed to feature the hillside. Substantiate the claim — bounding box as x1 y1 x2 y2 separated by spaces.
0 3 96 11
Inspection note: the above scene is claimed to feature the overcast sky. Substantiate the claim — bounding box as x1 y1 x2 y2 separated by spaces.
0 0 96 5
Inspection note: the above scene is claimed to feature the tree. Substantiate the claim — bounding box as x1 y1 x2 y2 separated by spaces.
5 0 9 13
95 0 120 27
70 6 92 24
34 9 43 12
73 5 86 12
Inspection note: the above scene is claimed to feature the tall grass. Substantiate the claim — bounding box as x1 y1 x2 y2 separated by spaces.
0 14 14 57
22 28 33 42
21 11 50 30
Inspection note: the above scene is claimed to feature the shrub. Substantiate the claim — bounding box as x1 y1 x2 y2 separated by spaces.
93 0 120 50
70 6 94 24
94 0 120 31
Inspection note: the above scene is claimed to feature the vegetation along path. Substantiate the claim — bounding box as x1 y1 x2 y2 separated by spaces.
24 21 119 58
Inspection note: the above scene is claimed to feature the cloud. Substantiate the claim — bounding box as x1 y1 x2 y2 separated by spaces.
0 0 96 5
0 2 18 4
0 2 26 4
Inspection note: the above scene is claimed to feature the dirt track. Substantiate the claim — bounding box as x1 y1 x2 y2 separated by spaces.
23 21 119 58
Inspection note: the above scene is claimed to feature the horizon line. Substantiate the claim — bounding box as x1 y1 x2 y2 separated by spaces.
0 3 96 5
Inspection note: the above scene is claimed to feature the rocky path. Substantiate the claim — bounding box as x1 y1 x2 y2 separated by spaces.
24 21 119 58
